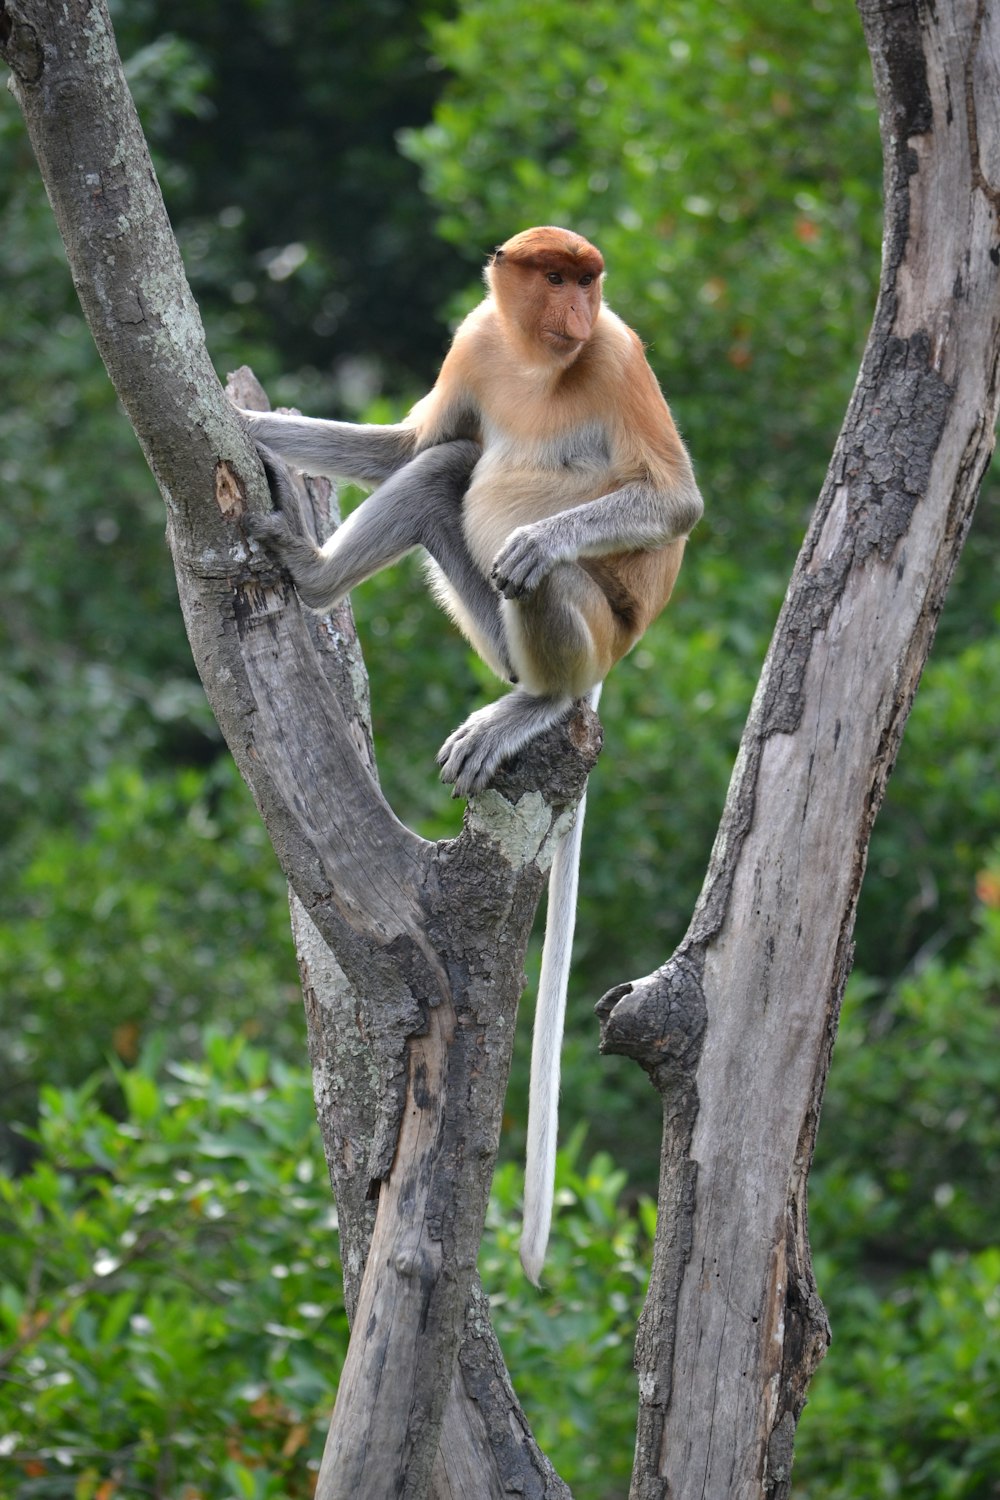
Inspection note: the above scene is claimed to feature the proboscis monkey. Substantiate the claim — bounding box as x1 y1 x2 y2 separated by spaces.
239 226 703 1281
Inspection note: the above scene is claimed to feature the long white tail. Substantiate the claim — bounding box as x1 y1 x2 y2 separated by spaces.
519 684 602 1284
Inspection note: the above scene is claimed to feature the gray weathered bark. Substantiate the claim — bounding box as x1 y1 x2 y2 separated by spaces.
599 3 1000 1496
4 0 998 1496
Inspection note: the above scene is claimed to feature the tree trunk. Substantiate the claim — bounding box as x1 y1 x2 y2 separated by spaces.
599 3 1000 1496
2 5 592 1494
4 1 999 1497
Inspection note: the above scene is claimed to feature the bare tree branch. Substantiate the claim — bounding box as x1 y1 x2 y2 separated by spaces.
2 4 595 1494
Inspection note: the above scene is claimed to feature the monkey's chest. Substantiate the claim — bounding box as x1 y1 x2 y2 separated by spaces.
463 422 615 573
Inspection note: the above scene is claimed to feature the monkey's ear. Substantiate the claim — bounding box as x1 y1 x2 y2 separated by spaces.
491 247 505 262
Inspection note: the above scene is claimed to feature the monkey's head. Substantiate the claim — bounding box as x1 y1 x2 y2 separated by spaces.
488 227 605 364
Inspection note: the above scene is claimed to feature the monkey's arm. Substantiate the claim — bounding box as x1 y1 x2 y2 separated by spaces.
491 467 704 599
238 410 418 486
237 352 483 487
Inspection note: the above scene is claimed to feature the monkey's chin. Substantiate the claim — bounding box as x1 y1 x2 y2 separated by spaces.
543 331 585 362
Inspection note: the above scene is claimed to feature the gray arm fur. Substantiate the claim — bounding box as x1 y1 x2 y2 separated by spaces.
491 468 704 599
239 409 418 485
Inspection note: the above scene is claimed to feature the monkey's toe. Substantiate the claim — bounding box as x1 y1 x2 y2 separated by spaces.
437 724 498 797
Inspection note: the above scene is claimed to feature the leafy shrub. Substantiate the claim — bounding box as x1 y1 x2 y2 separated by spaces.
3 1027 999 1500
795 862 1000 1498
0 762 298 1164
858 631 1000 978
0 1031 347 1499
483 1132 653 1498
811 874 1000 1266
0 1039 650 1499
794 1249 1000 1499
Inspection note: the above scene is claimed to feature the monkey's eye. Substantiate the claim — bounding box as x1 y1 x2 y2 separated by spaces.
546 272 565 285
579 274 594 287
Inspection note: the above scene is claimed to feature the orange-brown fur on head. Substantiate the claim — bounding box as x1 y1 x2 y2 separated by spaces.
488 226 605 362
491 226 605 278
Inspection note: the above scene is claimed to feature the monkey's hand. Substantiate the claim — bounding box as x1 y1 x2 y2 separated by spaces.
244 443 337 606
490 522 570 599
245 442 314 548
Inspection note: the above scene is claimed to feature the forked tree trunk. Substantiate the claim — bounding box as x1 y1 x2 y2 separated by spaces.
3 1 998 1497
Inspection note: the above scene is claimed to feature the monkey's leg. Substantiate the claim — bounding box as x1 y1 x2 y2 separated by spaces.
412 456 514 681
252 440 514 680
438 564 621 796
250 441 451 594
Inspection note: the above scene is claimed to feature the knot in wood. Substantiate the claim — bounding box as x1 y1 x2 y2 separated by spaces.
597 951 707 1076
392 1244 434 1280
0 9 44 83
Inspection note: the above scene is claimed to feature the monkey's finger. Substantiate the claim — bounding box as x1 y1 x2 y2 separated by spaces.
253 441 300 513
492 575 525 600
437 731 485 792
491 556 535 597
438 735 505 797
245 510 292 543
436 731 473 775
494 571 548 600
491 538 556 598
442 756 494 797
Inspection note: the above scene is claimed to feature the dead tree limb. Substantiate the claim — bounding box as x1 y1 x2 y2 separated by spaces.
599 3 1000 1496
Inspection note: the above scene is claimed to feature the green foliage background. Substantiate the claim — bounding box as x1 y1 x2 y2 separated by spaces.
1 0 997 1496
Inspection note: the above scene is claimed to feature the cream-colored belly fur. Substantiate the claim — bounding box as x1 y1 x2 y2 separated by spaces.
462 440 614 576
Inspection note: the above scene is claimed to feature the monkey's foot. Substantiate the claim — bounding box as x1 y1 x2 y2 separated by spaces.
245 505 347 612
437 690 573 798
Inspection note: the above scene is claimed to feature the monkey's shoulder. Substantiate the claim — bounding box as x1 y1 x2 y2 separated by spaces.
412 297 678 473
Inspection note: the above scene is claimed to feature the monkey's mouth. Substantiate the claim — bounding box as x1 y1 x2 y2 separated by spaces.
544 329 584 356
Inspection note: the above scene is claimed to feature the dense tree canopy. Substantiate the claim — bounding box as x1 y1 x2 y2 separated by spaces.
1 1 997 1495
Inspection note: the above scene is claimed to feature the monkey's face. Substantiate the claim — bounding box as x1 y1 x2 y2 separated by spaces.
493 260 604 365
535 266 603 361
490 227 605 365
